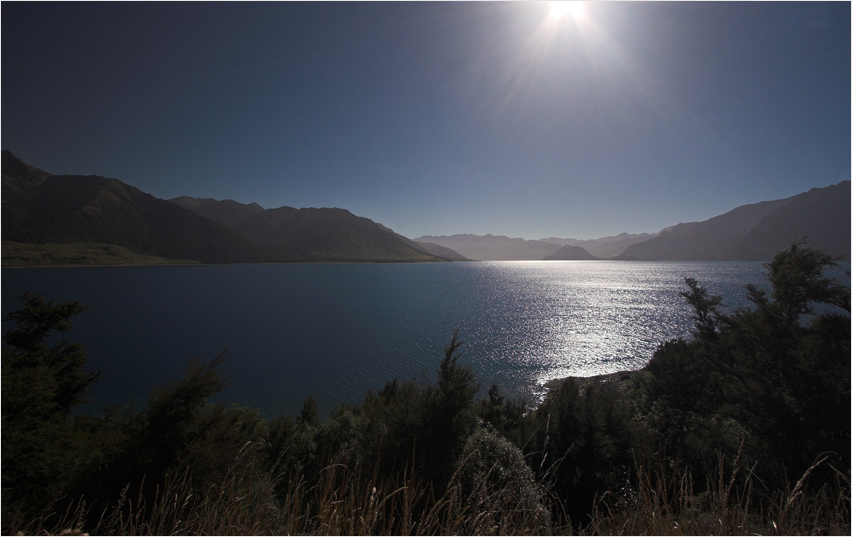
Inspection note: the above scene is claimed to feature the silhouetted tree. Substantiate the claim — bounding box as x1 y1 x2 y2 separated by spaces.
681 277 724 340
2 293 100 513
644 241 850 488
422 330 480 488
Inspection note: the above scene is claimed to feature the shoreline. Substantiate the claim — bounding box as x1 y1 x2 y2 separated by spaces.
1 259 457 269
544 370 641 392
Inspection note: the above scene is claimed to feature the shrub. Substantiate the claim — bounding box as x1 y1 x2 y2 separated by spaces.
1 293 100 514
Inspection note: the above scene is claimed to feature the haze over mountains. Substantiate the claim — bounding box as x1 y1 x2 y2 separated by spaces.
412 234 571 261
412 233 657 261
2 151 848 266
541 233 661 259
417 183 850 262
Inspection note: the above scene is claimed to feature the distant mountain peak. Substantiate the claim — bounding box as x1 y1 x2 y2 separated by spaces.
413 233 562 260
544 245 598 261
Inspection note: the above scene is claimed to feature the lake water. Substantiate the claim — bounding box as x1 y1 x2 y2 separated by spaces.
1 261 774 418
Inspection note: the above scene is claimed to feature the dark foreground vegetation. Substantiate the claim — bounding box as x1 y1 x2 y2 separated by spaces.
2 242 849 535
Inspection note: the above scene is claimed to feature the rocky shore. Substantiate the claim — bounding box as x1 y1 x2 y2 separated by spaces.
544 370 641 393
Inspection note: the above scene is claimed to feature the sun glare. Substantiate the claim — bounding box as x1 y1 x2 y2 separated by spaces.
549 1 584 21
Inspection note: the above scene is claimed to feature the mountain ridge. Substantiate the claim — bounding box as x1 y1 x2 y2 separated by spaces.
3 151 847 265
170 196 451 262
1 154 277 264
619 182 850 261
170 196 265 226
539 232 660 258
413 234 563 261
419 182 849 262
2 152 450 265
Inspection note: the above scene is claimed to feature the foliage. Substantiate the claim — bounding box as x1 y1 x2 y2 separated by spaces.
642 241 850 488
453 426 551 531
1 293 100 513
588 448 851 536
522 377 637 526
80 352 269 507
422 329 480 486
682 276 725 339
475 383 529 448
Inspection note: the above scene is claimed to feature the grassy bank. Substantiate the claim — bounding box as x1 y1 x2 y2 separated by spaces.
1 241 198 267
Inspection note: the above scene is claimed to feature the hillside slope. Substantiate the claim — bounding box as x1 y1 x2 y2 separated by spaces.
716 182 851 260
3 152 447 265
414 241 469 261
2 151 55 231
2 152 276 264
170 196 265 226
620 182 850 261
235 206 441 261
171 196 448 262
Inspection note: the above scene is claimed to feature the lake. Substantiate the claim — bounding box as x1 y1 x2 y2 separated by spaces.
2 261 773 418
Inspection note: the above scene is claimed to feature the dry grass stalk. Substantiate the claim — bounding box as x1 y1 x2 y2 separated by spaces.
5 448 848 535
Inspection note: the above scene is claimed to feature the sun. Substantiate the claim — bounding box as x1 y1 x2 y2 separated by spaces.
549 1 584 21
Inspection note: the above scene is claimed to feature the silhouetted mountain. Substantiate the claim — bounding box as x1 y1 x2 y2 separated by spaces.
716 183 851 261
238 206 441 261
620 182 850 261
540 232 659 258
543 245 598 260
2 151 55 229
2 152 275 264
413 234 562 260
7 151 845 265
172 196 445 262
2 153 447 265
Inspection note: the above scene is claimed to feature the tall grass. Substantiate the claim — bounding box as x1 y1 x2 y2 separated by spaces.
586 450 850 536
4 444 555 535
5 448 848 535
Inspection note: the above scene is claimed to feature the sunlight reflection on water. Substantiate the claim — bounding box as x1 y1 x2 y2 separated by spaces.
458 261 767 407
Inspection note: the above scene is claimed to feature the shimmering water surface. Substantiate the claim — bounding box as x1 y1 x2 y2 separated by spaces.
2 261 769 417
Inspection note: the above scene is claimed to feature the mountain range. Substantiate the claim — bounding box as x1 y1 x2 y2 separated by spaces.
413 233 656 261
2 151 848 266
416 183 849 262
169 196 452 262
540 233 660 258
412 234 568 261
1 151 452 265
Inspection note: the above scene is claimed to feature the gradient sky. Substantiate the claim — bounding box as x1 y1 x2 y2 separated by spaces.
3 1 849 240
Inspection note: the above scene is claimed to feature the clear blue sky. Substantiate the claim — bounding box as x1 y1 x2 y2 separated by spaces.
3 2 849 240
